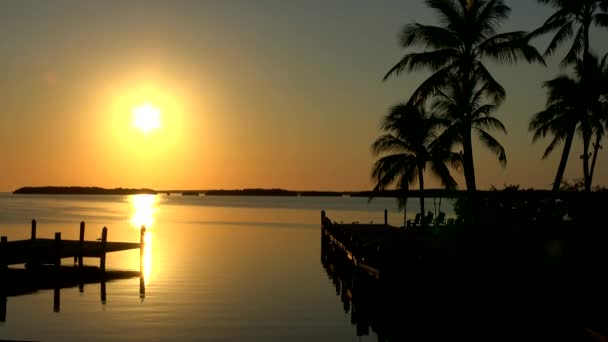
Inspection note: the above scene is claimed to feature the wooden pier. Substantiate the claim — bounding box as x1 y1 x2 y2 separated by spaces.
321 210 463 280
0 220 147 322
0 220 145 270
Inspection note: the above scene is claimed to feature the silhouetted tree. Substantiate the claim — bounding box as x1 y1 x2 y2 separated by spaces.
530 54 607 191
532 0 608 190
371 103 461 227
383 0 544 192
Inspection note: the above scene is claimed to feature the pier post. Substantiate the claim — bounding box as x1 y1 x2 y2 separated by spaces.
101 278 107 304
31 219 37 240
0 294 6 322
140 225 146 268
384 209 388 225
53 287 60 313
321 210 326 228
100 227 107 272
139 275 146 301
77 221 85 268
54 232 61 268
0 236 7 269
0 237 6 322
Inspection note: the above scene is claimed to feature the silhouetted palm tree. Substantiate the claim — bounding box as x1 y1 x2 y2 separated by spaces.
431 75 508 169
533 0 608 67
371 103 461 227
587 54 608 187
383 0 544 192
532 0 608 190
530 54 607 190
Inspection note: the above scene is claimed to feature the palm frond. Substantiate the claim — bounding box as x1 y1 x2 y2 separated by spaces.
429 159 458 189
561 26 584 67
542 134 564 159
371 154 416 191
475 0 511 38
472 63 506 104
383 49 458 80
479 32 546 65
399 23 459 49
543 20 574 57
476 128 507 166
473 116 507 134
371 134 411 156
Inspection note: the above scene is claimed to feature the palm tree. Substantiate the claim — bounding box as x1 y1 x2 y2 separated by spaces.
529 54 607 190
533 0 608 67
587 54 608 187
371 103 461 227
530 73 581 190
431 75 508 170
383 0 544 192
532 0 608 190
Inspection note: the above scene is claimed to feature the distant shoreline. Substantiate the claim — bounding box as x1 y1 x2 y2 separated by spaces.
12 186 607 199
13 186 157 195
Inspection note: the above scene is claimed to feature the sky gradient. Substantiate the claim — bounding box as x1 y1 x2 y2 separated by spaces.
1 0 607 191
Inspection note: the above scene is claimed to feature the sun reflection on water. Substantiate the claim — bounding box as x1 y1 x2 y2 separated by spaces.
129 195 156 285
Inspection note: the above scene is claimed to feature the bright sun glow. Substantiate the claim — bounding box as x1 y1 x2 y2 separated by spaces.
130 194 157 285
133 103 161 133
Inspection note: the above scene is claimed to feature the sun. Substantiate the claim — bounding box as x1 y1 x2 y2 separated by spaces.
133 103 161 133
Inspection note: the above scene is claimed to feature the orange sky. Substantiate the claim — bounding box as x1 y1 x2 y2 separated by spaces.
1 1 607 192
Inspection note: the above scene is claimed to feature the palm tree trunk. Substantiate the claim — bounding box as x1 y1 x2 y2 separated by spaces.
418 166 425 227
583 133 592 192
553 127 575 191
462 127 476 192
589 134 602 188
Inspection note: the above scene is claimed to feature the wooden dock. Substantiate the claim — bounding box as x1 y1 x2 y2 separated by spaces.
321 210 463 280
0 220 145 271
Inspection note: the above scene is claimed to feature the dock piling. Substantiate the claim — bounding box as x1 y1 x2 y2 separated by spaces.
54 232 62 268
100 227 107 272
384 209 388 225
53 287 60 313
0 294 6 322
77 221 85 267
101 279 107 304
140 225 146 270
1 236 7 269
31 219 36 240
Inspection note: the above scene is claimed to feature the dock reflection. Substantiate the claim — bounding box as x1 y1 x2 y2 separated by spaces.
0 265 143 322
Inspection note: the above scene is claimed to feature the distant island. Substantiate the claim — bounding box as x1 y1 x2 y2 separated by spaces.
13 186 157 195
17 186 603 199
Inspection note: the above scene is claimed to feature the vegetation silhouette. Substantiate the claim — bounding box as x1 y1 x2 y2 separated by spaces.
371 102 461 226
383 0 544 193
321 216 608 340
530 53 608 191
531 0 608 191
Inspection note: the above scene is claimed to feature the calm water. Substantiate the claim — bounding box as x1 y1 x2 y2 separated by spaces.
0 193 453 341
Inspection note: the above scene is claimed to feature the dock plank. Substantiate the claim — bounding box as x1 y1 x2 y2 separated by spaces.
2 239 141 265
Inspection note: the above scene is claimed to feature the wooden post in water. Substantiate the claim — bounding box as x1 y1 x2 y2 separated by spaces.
54 233 61 268
101 279 107 304
384 209 388 225
53 287 60 313
0 236 6 322
77 221 85 268
0 236 7 269
100 227 107 272
0 294 6 322
140 225 146 274
31 219 37 240
321 210 326 228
